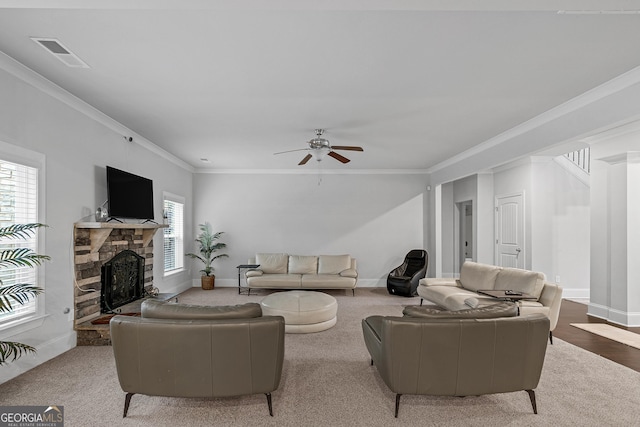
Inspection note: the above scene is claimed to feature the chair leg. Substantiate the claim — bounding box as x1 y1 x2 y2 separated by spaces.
370 358 374 366
123 393 134 418
549 331 553 345
265 393 273 416
395 394 402 418
526 389 538 414
352 289 355 296
420 298 423 306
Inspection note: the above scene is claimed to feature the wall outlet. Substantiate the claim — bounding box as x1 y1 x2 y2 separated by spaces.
555 275 561 283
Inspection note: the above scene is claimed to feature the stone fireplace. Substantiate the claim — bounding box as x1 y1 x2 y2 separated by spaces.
73 222 165 345
101 249 146 313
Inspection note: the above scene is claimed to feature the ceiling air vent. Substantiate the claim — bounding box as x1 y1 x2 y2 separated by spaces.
30 37 89 68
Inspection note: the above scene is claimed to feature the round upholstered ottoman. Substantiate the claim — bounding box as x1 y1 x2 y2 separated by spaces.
260 291 337 333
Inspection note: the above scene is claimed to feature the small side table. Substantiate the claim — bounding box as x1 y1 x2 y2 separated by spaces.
237 264 260 295
477 290 535 315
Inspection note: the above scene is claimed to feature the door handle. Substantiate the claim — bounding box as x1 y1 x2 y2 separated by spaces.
515 248 521 254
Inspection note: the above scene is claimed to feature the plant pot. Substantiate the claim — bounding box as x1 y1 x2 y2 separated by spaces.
201 275 215 290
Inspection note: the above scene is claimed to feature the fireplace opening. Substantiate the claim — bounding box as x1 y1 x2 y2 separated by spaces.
101 249 145 313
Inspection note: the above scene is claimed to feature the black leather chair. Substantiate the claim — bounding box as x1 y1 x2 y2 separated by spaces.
386 250 428 297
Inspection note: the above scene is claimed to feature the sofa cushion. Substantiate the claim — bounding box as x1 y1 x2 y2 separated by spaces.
403 301 518 319
459 261 501 292
246 273 302 288
288 255 318 274
141 299 262 320
419 278 460 287
418 285 478 311
318 255 351 274
494 268 545 299
339 268 358 278
464 297 480 308
301 274 357 289
256 253 289 274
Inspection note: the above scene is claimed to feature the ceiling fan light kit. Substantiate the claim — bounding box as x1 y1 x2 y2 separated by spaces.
276 129 364 166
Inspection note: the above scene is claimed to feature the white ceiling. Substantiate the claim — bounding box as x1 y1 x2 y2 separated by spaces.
1 1 640 171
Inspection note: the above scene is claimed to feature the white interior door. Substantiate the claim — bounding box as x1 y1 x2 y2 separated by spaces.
495 193 524 268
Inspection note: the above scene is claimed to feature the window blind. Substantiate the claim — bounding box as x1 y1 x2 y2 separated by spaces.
163 198 184 273
0 160 39 323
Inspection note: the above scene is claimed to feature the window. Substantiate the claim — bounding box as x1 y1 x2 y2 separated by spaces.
0 157 40 326
163 193 184 275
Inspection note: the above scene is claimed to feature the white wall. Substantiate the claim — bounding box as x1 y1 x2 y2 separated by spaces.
0 64 193 383
492 157 590 298
476 173 494 264
438 173 494 276
439 181 455 276
531 158 590 298
589 131 640 325
192 172 428 287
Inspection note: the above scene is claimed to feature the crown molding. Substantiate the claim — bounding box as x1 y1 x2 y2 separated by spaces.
195 168 429 175
598 152 640 165
2 0 637 12
0 51 195 173
426 64 640 175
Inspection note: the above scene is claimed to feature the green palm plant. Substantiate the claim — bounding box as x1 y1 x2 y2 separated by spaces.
186 222 228 277
0 223 50 365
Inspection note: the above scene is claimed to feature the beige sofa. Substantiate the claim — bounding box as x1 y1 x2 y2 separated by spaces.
362 309 550 417
110 299 285 417
417 261 563 343
246 253 358 294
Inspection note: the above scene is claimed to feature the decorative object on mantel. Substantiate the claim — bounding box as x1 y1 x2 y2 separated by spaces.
0 223 50 365
186 222 228 290
95 200 109 222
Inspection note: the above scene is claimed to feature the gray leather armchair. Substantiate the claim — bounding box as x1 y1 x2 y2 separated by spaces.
362 311 549 417
110 300 285 417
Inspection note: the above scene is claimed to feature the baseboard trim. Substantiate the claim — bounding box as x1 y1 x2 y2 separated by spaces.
161 280 192 295
561 288 590 299
193 279 387 288
0 331 76 385
587 302 640 327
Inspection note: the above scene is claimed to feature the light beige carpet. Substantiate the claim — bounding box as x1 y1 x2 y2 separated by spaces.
2 288 640 426
571 323 640 350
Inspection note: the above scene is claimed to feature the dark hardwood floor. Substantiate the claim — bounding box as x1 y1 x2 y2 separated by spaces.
554 299 640 372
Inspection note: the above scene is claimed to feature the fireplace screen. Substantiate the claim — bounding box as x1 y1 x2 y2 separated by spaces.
101 249 145 313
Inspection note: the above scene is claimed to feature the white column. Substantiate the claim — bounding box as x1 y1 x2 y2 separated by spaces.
589 152 640 326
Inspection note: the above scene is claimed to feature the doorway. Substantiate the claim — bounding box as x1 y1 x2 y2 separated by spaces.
495 192 525 269
455 200 473 273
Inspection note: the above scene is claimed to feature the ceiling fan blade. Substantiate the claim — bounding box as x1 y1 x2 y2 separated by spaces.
274 148 310 155
298 154 313 165
328 151 350 164
331 146 364 152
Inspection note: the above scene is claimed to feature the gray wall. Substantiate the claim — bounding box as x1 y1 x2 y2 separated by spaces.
0 64 193 383
191 172 429 287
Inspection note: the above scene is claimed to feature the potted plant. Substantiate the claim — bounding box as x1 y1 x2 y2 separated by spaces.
0 223 50 365
186 222 228 290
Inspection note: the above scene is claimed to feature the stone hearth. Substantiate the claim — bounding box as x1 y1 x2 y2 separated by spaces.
73 222 167 345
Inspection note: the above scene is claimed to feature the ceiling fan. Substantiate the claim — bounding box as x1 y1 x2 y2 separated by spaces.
274 129 364 165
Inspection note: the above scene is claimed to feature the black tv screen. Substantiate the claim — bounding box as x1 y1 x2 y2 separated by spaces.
106 166 154 220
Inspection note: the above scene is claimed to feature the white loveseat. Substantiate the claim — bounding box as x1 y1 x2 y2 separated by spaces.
417 261 563 343
246 253 358 294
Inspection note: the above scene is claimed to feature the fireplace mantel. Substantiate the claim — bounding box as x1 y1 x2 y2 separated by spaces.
73 222 167 344
74 222 168 251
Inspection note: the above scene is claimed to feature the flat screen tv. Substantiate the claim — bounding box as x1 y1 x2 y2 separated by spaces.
106 166 154 220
